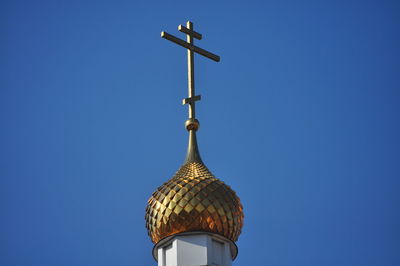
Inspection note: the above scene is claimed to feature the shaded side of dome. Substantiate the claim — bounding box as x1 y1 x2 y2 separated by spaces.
145 162 244 244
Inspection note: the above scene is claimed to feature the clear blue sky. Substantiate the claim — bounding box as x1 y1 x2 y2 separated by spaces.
1 1 399 265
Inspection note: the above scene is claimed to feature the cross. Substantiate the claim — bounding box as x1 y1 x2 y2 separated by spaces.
161 21 220 122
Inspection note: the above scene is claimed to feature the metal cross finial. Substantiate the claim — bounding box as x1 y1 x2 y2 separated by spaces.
161 21 220 126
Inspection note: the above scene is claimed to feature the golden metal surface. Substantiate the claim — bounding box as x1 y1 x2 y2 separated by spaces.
145 161 244 244
184 130 203 164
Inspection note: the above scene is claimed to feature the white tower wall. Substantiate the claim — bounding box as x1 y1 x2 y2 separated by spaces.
154 232 237 266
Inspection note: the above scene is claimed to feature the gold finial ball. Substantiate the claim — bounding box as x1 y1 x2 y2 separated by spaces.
145 162 244 244
185 118 200 131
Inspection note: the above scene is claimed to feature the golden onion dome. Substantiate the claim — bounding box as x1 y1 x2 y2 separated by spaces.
147 21 243 246
145 128 244 244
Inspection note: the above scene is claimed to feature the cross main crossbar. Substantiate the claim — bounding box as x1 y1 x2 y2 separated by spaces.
161 31 220 62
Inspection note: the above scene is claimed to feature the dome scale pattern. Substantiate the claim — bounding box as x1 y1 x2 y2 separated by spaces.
145 161 244 244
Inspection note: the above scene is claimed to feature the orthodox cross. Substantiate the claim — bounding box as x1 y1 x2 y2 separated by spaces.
161 21 220 122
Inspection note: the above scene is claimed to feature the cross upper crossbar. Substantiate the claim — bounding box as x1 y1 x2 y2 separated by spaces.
178 25 202 40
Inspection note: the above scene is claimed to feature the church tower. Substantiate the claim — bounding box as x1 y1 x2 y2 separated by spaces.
145 21 244 266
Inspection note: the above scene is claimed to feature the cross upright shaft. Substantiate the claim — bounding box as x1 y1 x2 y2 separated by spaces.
187 21 195 119
161 21 220 123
